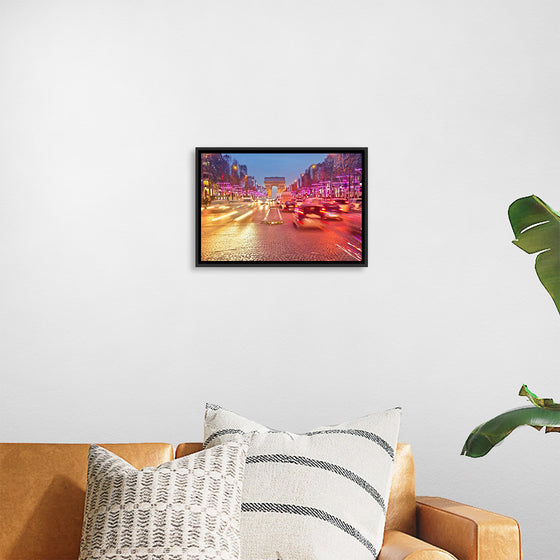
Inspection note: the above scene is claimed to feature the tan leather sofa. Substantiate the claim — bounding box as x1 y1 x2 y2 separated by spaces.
0 442 521 560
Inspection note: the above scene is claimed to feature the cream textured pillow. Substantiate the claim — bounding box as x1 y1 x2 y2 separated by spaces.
204 404 401 560
79 441 248 560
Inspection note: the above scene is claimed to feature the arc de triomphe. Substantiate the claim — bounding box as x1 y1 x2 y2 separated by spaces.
264 177 286 198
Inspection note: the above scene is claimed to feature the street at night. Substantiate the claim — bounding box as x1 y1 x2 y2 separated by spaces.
198 150 365 264
201 200 363 262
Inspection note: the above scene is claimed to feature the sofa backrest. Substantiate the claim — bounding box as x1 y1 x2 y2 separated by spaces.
0 443 173 560
175 441 417 536
385 443 416 535
0 440 415 560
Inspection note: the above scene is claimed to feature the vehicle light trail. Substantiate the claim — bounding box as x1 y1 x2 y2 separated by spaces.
336 244 361 261
346 241 362 253
234 209 255 221
212 211 238 222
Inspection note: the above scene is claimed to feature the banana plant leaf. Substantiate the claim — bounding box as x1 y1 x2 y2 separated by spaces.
508 195 560 314
519 383 560 409
461 407 560 457
461 386 560 458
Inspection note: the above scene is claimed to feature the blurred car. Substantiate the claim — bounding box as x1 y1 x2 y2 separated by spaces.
205 200 232 213
321 200 342 220
293 201 325 229
349 198 362 212
346 213 363 239
333 198 350 212
282 200 296 212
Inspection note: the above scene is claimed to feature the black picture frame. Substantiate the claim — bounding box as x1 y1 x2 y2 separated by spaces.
196 147 367 267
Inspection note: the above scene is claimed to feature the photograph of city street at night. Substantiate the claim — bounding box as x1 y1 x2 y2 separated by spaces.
196 148 367 266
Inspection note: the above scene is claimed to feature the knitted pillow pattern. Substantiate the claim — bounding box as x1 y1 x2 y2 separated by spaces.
79 441 248 560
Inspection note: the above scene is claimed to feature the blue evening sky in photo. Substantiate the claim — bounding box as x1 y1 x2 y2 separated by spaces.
224 153 329 185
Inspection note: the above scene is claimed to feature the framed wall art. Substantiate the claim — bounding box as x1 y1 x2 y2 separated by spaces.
196 147 367 267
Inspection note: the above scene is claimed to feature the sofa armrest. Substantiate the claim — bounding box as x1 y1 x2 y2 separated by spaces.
379 530 457 560
416 496 522 560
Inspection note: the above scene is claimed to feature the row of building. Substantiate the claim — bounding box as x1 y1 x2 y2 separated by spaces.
200 152 363 202
200 153 265 200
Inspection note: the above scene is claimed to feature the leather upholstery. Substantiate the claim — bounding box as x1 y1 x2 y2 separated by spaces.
0 441 522 560
386 443 416 535
416 496 522 560
175 441 418 537
380 530 457 559
175 441 202 458
0 443 173 560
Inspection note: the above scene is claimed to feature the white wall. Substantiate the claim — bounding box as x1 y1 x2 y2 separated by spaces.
1 1 559 557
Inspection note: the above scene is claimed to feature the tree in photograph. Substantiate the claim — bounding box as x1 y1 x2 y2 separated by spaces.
203 153 231 199
320 155 336 184
231 159 240 186
334 153 362 196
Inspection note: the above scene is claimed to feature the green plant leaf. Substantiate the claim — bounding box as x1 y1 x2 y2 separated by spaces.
519 384 560 409
462 386 560 457
461 406 560 458
508 195 560 314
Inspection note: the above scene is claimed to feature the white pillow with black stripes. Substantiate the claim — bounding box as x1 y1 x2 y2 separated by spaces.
204 404 401 560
